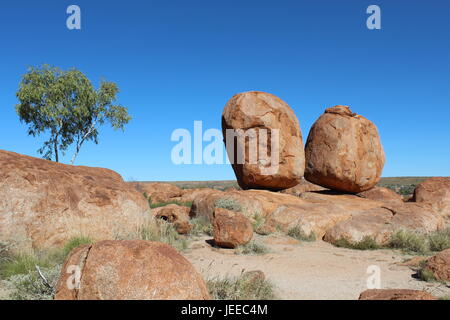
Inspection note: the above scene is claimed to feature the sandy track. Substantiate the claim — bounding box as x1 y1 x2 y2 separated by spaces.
183 234 450 300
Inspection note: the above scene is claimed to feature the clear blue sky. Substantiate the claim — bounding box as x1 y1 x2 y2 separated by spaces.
1 0 449 181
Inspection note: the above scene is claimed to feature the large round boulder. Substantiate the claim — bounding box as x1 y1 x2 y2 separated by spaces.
55 240 210 300
222 91 305 190
0 150 150 252
213 208 253 248
305 105 385 193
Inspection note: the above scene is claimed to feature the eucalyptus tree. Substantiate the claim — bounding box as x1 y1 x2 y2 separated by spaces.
15 65 131 164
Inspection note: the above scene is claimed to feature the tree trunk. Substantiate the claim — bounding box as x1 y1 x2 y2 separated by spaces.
54 135 59 162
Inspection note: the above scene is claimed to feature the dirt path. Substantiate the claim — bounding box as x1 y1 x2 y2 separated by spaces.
183 234 450 300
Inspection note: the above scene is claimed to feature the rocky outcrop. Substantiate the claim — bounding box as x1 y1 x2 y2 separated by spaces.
129 182 184 203
213 208 253 248
422 249 450 282
0 150 149 252
358 289 437 300
55 240 210 300
305 106 385 193
413 177 450 217
190 189 444 244
222 91 305 191
152 204 192 234
357 187 404 205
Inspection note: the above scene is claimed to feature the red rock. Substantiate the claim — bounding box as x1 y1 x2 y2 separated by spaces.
424 249 450 282
213 208 253 248
55 240 210 300
358 187 403 205
222 91 305 191
358 289 437 300
0 150 149 252
152 204 192 234
414 177 450 217
305 106 385 193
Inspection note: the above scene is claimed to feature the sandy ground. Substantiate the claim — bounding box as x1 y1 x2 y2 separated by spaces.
183 234 450 300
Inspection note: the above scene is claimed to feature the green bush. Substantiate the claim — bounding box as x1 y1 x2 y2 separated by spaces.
215 198 242 212
428 228 450 252
388 230 429 255
417 261 437 283
4 265 61 300
207 272 276 300
190 216 214 237
149 199 193 209
287 226 316 242
334 236 380 250
235 241 269 255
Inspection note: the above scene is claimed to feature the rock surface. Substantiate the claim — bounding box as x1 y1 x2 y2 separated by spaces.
152 204 192 234
423 249 450 282
213 208 253 248
357 187 404 205
358 289 437 300
305 105 385 193
130 182 184 203
0 150 149 252
190 189 444 244
280 178 326 197
414 177 450 217
222 91 305 190
55 240 210 300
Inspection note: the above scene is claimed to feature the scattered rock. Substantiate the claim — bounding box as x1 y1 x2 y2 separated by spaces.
358 187 404 205
190 189 444 244
213 208 253 248
0 150 149 252
152 204 192 234
222 91 305 190
55 240 210 300
304 106 385 193
423 249 450 282
358 289 437 300
398 256 428 268
413 177 450 217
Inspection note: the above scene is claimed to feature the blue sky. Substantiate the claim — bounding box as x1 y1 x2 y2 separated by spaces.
1 0 449 181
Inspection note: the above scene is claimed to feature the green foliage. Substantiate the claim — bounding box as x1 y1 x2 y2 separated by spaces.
15 65 131 163
334 236 380 250
287 226 316 242
207 272 276 300
4 265 61 300
215 198 242 212
190 216 214 237
428 228 450 252
417 260 437 283
251 212 266 234
235 241 270 255
148 199 193 209
388 230 429 255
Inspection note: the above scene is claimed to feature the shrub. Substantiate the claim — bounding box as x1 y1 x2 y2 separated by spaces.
388 230 429 255
334 236 380 250
190 216 214 237
149 199 193 209
4 265 61 300
215 198 242 212
287 226 316 242
235 241 269 255
417 260 437 282
122 219 188 252
428 228 450 252
207 272 276 300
